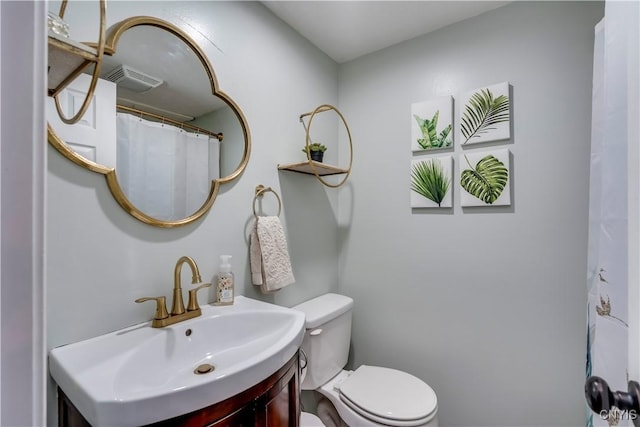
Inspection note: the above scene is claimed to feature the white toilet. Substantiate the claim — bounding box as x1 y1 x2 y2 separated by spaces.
294 293 438 427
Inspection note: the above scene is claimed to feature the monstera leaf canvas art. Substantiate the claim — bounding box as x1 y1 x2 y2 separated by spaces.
410 155 453 208
411 96 453 152
460 82 510 145
459 148 511 207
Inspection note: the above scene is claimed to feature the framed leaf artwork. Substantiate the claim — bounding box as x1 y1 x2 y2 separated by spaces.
411 96 453 152
410 155 453 208
460 82 510 145
459 148 511 207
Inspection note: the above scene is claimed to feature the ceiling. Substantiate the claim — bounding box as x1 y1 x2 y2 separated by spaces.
262 1 511 63
98 1 512 121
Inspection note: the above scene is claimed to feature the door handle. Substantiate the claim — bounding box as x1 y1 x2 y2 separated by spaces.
585 376 640 427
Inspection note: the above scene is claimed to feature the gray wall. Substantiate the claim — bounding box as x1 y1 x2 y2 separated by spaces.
337 2 603 426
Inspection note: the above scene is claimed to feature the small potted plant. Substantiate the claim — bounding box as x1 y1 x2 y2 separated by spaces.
302 142 327 163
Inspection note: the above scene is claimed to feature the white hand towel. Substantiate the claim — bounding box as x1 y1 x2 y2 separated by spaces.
250 216 295 293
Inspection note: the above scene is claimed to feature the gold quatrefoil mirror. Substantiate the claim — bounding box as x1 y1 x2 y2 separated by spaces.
47 16 251 227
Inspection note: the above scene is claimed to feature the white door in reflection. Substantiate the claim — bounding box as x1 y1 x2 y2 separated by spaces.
46 74 116 166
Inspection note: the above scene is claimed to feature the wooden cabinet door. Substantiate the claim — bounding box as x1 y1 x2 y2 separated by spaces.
255 355 300 427
205 407 253 427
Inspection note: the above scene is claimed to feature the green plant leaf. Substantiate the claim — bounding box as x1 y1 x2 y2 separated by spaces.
302 142 327 153
430 110 439 129
460 89 509 144
414 114 435 149
411 159 450 207
439 124 452 143
460 154 508 204
414 111 452 150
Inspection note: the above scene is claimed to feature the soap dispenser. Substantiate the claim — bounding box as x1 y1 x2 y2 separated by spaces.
215 255 234 305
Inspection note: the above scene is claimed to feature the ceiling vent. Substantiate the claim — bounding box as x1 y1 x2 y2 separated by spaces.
104 65 163 93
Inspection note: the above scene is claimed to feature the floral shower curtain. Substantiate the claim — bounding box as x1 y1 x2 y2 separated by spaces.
587 2 639 426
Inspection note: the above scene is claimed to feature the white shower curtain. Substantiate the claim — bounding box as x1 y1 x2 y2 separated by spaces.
116 112 220 221
587 2 639 426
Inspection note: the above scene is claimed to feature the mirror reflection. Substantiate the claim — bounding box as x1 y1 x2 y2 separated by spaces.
47 18 250 225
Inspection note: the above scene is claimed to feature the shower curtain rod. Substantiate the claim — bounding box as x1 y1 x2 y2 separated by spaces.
116 104 224 141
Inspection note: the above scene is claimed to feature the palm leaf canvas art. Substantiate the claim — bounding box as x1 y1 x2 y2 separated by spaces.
460 82 510 145
410 155 453 208
411 96 453 152
459 148 511 207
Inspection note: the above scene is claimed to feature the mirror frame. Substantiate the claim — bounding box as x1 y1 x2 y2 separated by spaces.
47 16 251 228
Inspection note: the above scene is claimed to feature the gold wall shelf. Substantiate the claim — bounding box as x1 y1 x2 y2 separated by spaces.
47 32 99 97
279 104 353 188
277 160 348 176
47 0 106 124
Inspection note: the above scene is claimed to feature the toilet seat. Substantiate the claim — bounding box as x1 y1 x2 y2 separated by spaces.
338 365 438 427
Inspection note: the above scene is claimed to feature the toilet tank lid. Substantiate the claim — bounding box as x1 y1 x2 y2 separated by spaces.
293 293 353 329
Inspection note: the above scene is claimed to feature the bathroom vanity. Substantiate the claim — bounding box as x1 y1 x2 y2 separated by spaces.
57 352 300 426
49 297 305 426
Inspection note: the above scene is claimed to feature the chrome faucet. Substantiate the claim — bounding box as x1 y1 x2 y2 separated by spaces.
136 256 211 328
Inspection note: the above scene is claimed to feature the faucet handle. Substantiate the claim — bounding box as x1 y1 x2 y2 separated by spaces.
187 283 212 311
135 296 169 320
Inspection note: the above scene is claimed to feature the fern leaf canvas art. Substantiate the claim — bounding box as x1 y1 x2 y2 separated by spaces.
410 155 453 208
411 96 453 152
460 82 510 145
459 148 511 206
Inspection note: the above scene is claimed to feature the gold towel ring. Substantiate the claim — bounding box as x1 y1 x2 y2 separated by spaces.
253 185 282 218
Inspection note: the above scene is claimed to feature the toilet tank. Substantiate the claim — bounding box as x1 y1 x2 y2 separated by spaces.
293 293 353 390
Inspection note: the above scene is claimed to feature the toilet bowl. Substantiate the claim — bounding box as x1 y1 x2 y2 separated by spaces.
301 410 326 427
315 397 347 427
294 293 438 427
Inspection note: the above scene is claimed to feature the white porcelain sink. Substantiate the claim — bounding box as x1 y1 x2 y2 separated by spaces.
49 296 305 426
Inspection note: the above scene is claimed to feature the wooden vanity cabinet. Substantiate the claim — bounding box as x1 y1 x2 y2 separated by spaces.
58 352 300 427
